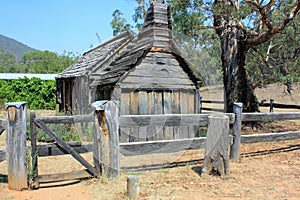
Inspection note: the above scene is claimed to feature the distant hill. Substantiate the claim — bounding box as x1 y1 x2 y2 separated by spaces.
0 34 36 60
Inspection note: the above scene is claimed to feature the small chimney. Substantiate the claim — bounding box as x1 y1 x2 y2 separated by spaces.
138 0 172 51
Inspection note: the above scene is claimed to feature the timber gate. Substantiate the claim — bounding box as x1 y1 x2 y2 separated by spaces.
29 101 119 188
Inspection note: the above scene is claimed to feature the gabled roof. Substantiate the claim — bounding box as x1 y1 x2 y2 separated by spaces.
57 31 134 78
90 2 199 87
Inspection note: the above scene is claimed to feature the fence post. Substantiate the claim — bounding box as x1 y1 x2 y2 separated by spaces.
93 100 120 178
230 102 243 161
30 111 39 189
0 118 5 135
5 102 28 191
270 98 274 113
202 114 230 176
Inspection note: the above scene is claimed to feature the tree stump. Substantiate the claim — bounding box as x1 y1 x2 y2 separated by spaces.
202 114 230 176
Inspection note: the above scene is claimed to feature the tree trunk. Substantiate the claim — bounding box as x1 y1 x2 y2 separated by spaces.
214 1 260 113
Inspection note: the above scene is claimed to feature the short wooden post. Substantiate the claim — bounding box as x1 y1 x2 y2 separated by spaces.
230 103 243 161
93 101 120 178
202 114 230 176
127 175 139 200
30 111 39 189
270 98 274 113
6 102 28 190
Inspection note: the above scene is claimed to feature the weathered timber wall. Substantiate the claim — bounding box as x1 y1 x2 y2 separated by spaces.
119 90 199 142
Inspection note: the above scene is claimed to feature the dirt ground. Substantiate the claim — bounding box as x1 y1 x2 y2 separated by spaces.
1 139 299 200
0 83 299 200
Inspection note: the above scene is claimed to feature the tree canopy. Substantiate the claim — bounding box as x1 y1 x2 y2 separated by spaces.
0 49 78 74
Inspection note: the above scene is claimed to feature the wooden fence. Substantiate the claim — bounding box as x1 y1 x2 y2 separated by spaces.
200 98 300 113
0 101 300 191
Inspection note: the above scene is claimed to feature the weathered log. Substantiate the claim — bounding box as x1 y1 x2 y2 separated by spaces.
202 115 230 176
6 102 28 190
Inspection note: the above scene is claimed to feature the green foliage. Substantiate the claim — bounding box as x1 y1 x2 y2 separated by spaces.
110 10 132 36
0 77 56 110
0 49 18 72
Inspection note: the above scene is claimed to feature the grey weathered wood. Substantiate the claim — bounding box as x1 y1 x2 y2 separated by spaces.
270 98 274 113
0 118 5 135
120 137 207 156
30 111 39 189
93 110 101 176
94 101 120 178
202 115 230 176
119 113 235 127
138 91 148 141
6 102 28 190
35 113 94 124
230 103 243 161
120 92 131 142
0 148 6 163
242 112 300 122
37 142 93 157
35 120 96 175
38 169 92 183
127 175 139 200
241 131 300 144
163 91 173 140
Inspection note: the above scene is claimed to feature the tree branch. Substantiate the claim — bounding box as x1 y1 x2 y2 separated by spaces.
246 0 300 48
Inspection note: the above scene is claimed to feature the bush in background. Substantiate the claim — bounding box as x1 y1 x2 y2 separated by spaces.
0 77 56 110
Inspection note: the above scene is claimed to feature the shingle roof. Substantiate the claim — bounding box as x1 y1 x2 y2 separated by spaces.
90 2 199 87
57 31 134 78
58 2 199 87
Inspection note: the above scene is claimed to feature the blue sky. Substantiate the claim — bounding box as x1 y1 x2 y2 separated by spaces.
0 0 137 55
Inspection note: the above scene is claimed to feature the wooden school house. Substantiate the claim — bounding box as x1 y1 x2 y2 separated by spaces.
56 1 201 141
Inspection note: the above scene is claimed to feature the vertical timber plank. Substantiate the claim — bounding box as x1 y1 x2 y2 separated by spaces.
163 91 173 140
154 91 164 140
172 91 180 139
180 92 189 139
147 91 156 141
120 93 130 142
188 92 196 138
6 102 28 191
30 111 39 189
138 91 148 141
130 92 139 142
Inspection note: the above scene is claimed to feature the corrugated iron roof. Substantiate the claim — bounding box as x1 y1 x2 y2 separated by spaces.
0 73 57 80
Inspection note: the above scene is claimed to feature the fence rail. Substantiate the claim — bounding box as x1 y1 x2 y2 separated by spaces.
200 98 300 113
